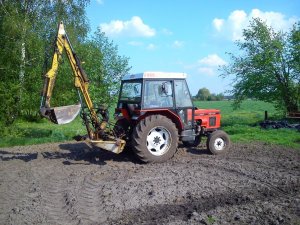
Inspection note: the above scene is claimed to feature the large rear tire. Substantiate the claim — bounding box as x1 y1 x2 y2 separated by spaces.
132 115 178 163
206 130 230 155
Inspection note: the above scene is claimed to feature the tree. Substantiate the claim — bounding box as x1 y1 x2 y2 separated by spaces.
222 18 300 112
87 29 131 105
69 30 131 107
0 0 90 125
196 88 211 101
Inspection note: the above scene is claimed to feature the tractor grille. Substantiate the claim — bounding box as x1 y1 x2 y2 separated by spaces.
209 117 216 126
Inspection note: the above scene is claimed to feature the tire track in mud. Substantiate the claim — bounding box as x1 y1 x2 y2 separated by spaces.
77 173 108 224
43 166 82 225
42 165 119 225
0 163 31 224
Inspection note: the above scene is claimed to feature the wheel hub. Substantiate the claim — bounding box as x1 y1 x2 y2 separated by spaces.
146 126 171 156
153 136 161 145
214 137 225 151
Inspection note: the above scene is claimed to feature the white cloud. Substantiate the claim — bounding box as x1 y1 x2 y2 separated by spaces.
197 54 227 76
146 43 156 50
96 0 104 4
213 9 299 41
100 16 156 37
172 40 184 48
198 54 227 67
213 18 224 31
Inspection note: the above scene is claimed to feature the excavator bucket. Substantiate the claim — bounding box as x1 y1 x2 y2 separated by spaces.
40 103 81 125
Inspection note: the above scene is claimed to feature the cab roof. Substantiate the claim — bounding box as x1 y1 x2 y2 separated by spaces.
122 71 187 80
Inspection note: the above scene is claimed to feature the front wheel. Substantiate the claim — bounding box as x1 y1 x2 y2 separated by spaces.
206 130 230 155
132 115 178 163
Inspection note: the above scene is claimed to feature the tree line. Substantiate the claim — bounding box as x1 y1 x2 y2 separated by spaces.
193 88 225 101
0 0 131 127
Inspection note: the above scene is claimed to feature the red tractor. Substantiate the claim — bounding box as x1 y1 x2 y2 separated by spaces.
40 22 230 163
113 72 230 163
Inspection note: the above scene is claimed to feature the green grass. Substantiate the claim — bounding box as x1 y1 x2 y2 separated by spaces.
224 125 300 148
0 100 299 149
0 117 86 148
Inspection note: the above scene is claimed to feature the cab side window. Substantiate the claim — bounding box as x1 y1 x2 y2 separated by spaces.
174 80 193 107
143 80 173 108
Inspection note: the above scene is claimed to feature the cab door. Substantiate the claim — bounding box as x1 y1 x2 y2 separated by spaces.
174 79 194 129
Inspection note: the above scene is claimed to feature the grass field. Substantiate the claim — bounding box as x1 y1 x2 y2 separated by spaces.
0 100 299 149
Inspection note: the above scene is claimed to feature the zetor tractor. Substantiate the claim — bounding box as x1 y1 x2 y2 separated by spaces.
113 72 230 163
40 22 230 163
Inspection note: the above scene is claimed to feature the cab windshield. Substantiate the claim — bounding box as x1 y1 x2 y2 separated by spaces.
119 81 142 102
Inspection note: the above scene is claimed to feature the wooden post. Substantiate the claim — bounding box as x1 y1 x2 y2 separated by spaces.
264 111 268 121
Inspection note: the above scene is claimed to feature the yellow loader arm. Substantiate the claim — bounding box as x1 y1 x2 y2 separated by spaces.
40 22 99 126
40 22 125 153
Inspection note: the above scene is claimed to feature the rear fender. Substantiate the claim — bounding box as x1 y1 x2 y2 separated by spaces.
137 109 184 132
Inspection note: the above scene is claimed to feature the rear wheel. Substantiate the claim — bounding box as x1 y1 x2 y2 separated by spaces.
206 130 230 155
132 115 178 163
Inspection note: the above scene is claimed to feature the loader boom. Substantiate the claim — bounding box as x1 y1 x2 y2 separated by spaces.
40 22 101 139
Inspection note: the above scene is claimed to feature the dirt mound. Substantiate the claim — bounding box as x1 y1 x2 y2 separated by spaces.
0 141 299 225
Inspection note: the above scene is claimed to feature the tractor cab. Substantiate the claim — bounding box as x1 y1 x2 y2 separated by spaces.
116 72 195 131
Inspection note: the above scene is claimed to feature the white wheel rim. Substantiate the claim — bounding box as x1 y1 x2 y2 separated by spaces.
214 137 225 151
146 126 171 156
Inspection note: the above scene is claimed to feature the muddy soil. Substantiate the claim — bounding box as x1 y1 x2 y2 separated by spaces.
0 141 299 225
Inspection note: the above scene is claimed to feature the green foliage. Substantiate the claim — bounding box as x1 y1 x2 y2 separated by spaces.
82 30 131 105
207 215 216 224
0 0 91 125
196 87 211 100
90 30 131 104
50 27 131 108
195 87 224 101
222 18 300 112
0 0 131 128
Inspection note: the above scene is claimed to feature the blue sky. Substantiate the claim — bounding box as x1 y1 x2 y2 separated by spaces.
86 0 300 95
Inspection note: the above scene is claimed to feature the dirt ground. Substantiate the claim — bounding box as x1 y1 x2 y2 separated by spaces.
0 141 299 225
